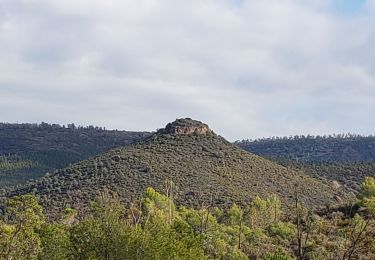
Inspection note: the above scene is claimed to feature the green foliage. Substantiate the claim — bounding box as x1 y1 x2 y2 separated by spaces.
245 195 282 229
361 197 375 212
39 223 70 260
237 134 375 163
0 122 149 189
68 189 205 260
267 222 295 241
359 177 375 199
11 131 348 220
142 186 175 221
277 161 375 195
358 177 375 212
2 120 375 259
264 249 292 260
238 136 375 196
0 155 41 172
70 192 129 259
226 203 243 226
0 195 45 259
1 185 375 260
5 194 44 228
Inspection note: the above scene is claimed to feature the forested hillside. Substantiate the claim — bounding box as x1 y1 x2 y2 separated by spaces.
277 160 375 194
236 134 375 163
236 135 375 195
3 122 375 198
2 119 374 259
0 123 150 189
8 119 350 217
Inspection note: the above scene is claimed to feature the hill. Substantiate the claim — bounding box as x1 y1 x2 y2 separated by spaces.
236 135 375 194
236 134 375 163
276 160 375 194
0 122 150 189
8 119 350 216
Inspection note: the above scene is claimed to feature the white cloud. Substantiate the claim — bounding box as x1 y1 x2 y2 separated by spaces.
0 0 374 140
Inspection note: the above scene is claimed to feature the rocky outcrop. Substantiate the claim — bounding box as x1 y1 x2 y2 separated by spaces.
160 118 212 135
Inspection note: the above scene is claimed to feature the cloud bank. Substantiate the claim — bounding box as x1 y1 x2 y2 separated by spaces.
0 0 374 140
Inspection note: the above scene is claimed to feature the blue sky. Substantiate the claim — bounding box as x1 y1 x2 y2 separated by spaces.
330 0 366 14
0 0 375 140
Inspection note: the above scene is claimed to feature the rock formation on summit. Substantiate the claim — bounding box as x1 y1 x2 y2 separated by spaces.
159 118 212 135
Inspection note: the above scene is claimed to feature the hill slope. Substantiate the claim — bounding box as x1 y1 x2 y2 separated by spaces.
236 136 375 194
9 119 350 215
276 160 375 194
0 123 150 189
236 135 375 163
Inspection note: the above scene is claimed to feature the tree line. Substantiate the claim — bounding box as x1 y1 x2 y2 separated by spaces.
0 122 109 131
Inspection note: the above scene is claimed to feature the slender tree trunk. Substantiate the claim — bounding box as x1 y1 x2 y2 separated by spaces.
295 188 303 260
238 217 243 249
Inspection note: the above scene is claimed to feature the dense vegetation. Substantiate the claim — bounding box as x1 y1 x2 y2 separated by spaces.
2 119 375 259
275 160 375 195
7 126 350 217
0 123 150 188
3 121 375 195
236 135 375 195
1 177 375 259
236 134 375 163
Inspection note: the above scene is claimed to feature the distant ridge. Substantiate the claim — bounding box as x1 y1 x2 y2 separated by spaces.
236 135 375 194
236 134 375 163
9 119 351 216
0 122 151 189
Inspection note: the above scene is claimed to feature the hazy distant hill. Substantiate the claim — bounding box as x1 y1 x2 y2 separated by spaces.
236 134 375 163
0 122 150 189
9 119 350 216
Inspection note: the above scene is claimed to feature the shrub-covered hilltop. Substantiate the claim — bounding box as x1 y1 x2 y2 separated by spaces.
9 119 350 217
0 122 150 189
1 177 375 259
